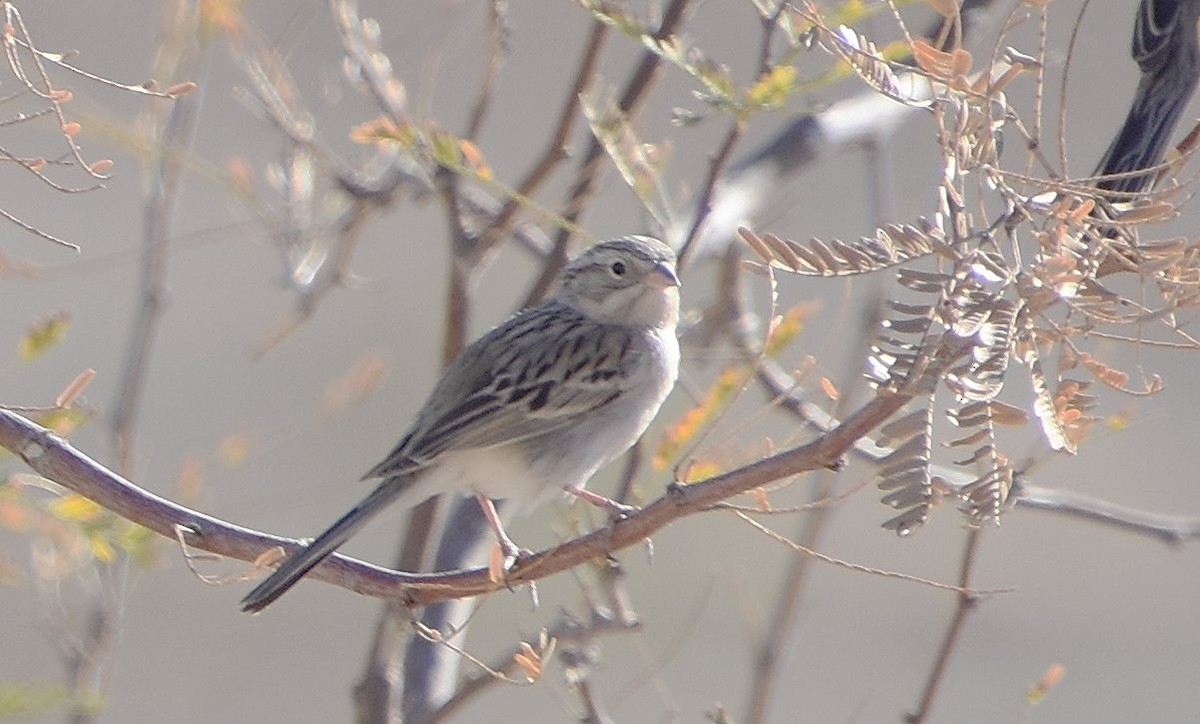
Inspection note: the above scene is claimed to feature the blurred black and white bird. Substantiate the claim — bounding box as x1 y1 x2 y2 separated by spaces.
1095 0 1200 194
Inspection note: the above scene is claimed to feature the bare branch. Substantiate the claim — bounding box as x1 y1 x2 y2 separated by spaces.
905 527 984 723
0 382 912 608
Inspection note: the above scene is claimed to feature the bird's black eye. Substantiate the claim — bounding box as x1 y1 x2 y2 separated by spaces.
610 260 627 277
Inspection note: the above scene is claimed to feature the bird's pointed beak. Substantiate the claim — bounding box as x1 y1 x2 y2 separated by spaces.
645 261 680 289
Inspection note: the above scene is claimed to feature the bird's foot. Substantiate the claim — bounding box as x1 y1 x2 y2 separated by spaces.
567 485 640 520
487 537 531 584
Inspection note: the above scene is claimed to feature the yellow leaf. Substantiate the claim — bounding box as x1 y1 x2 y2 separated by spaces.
36 407 87 435
745 65 796 109
678 456 725 483
654 366 750 469
88 532 115 563
217 433 251 468
199 0 246 39
763 302 816 357
48 494 102 523
18 312 70 362
1025 662 1064 705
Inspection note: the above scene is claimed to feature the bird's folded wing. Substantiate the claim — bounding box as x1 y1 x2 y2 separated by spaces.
363 311 635 480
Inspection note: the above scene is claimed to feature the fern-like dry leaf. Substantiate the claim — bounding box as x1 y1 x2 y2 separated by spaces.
739 218 942 277
877 402 935 535
961 462 1013 525
1022 343 1076 454
825 26 933 108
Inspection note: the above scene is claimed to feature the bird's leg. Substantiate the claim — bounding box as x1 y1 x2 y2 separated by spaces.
474 494 522 572
566 485 639 518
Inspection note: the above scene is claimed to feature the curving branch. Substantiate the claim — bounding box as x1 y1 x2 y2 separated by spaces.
0 387 909 609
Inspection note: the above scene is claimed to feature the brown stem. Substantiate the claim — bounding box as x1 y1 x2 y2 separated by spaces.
463 1 508 142
744 270 882 724
111 78 200 475
473 19 610 260
905 526 983 723
354 497 440 724
521 0 693 307
676 116 745 272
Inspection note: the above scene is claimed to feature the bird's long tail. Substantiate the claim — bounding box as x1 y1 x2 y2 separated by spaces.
240 479 404 613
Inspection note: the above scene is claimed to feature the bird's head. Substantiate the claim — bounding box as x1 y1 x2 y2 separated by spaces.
556 236 680 329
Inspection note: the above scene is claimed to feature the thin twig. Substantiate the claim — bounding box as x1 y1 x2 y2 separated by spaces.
905 526 984 723
744 285 882 724
2 4 114 178
464 1 508 142
1057 0 1093 180
675 0 791 272
0 205 79 250
420 607 628 724
521 0 693 307
734 512 1006 595
676 116 745 272
111 61 205 473
437 166 475 364
353 498 440 724
472 18 610 262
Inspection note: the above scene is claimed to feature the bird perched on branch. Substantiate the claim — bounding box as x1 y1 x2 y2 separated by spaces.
241 235 681 613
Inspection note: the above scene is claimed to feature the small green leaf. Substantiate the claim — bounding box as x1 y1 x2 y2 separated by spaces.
117 523 160 567
430 129 463 169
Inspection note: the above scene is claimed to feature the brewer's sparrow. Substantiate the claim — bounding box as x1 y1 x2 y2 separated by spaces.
241 236 680 612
